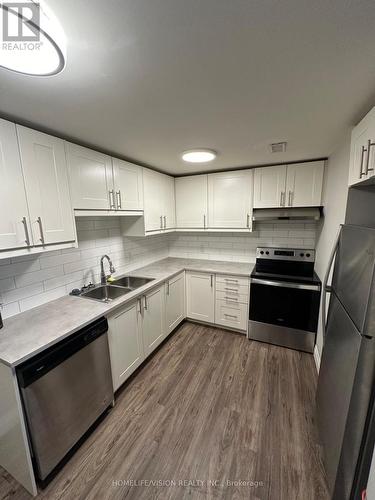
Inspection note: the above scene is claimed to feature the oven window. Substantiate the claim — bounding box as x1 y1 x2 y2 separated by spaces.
249 283 320 332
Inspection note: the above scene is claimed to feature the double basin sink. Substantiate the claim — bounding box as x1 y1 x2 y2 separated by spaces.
80 276 155 303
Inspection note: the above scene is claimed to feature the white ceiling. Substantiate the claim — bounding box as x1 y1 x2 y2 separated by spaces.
1 0 375 174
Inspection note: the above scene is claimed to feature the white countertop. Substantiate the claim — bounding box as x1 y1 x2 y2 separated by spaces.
0 258 253 367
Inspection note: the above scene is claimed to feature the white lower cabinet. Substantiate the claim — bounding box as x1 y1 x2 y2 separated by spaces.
165 272 185 334
215 300 248 331
142 285 166 357
107 300 144 391
186 271 215 323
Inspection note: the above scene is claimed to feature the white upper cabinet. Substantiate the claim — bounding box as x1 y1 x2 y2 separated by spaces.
112 159 143 211
175 175 208 229
17 126 75 245
66 143 113 210
143 168 165 232
163 174 176 230
349 107 375 186
208 170 253 229
254 162 324 208
286 161 324 207
253 165 287 208
0 120 32 251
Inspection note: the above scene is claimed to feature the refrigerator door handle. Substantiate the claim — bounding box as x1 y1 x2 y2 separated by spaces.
322 226 342 340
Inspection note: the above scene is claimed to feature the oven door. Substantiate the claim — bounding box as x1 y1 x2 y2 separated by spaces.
249 278 321 352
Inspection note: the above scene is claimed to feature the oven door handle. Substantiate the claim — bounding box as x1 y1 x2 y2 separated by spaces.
251 278 321 292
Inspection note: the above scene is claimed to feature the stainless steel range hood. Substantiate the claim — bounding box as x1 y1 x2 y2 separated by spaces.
252 207 321 222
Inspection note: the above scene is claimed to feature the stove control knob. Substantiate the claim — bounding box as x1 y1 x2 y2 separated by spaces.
266 251 270 255
260 250 264 255
306 253 311 258
300 253 305 257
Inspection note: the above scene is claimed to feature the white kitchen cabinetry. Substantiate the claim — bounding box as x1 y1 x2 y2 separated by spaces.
142 284 166 357
285 161 324 207
253 165 287 208
66 143 113 210
17 126 75 246
215 275 249 332
0 120 31 251
208 170 253 229
175 175 208 229
122 168 175 236
107 300 144 391
112 159 143 211
349 106 375 186
254 162 324 208
186 271 215 323
165 272 185 334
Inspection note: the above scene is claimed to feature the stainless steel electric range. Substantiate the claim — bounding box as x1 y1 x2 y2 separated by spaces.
248 247 321 353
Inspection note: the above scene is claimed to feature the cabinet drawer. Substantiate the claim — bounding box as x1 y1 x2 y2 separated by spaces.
216 281 249 296
215 300 248 331
216 290 249 304
216 275 249 288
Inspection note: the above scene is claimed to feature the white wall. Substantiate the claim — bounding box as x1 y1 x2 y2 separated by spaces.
169 222 316 262
0 219 317 319
314 131 351 357
0 217 169 319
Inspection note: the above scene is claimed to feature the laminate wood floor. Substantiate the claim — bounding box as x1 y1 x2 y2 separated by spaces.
0 322 329 500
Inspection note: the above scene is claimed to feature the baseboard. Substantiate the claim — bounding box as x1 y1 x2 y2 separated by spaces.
313 344 321 373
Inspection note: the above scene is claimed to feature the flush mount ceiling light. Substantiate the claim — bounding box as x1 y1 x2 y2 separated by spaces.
0 0 66 76
182 149 217 163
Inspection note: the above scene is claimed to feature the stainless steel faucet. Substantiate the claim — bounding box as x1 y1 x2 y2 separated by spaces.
100 255 115 285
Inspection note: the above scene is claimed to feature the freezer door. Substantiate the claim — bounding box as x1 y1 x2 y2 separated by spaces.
332 225 375 334
316 294 362 495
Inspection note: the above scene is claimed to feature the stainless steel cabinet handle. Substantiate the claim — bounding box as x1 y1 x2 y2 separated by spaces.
167 282 170 295
109 190 116 209
280 191 285 206
224 313 237 319
164 216 167 229
288 190 293 206
210 275 213 288
144 295 148 310
224 287 238 292
225 297 238 301
22 217 30 246
37 217 45 244
116 190 122 209
366 139 375 175
138 298 143 315
225 278 238 283
160 215 163 229
360 146 367 178
203 214 206 229
246 213 250 228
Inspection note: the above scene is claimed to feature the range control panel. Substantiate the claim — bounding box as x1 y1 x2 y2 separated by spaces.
256 247 315 263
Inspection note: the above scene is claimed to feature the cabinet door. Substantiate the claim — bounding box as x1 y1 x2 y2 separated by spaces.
349 108 375 186
17 126 75 245
142 285 166 356
66 143 113 210
186 272 215 323
175 175 208 228
0 120 32 250
163 175 176 230
108 300 144 391
253 165 287 208
286 161 324 207
112 159 143 211
208 170 253 228
143 168 164 232
166 272 185 334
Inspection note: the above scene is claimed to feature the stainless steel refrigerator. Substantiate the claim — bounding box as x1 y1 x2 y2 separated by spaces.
316 223 375 499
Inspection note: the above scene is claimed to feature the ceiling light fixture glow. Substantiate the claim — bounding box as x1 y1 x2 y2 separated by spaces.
182 149 217 163
0 0 66 76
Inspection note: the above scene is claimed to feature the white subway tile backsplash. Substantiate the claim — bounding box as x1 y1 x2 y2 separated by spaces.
0 218 316 320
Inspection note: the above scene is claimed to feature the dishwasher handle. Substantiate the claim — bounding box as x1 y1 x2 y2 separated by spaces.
17 317 108 388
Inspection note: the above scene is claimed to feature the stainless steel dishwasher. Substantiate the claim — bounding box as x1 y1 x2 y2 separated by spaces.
17 317 113 485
